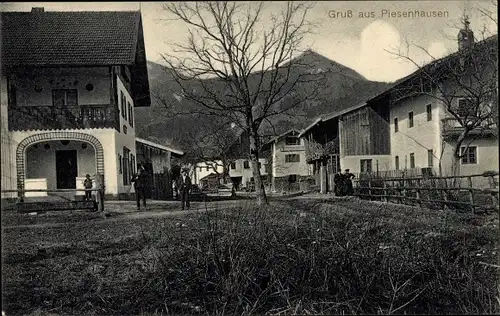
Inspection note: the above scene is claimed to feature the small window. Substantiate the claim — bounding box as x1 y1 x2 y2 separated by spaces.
258 162 262 169
427 149 434 167
118 154 122 174
230 162 236 169
206 166 210 172
461 146 477 164
408 111 414 128
243 161 250 169
285 154 300 163
409 153 415 169
457 98 474 117
129 102 134 127
395 156 399 170
52 89 78 106
123 147 131 185
426 104 432 121
360 159 372 173
288 175 297 183
285 137 301 145
121 92 126 120
394 118 398 133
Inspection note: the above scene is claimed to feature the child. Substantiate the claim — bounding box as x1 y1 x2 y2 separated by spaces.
83 174 93 200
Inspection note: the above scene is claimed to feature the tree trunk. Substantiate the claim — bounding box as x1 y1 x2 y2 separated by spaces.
249 132 268 206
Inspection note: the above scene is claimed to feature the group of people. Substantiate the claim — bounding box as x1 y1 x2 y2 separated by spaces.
130 166 193 211
334 169 355 196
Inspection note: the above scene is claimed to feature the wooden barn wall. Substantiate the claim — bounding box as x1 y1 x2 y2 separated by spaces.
341 106 390 156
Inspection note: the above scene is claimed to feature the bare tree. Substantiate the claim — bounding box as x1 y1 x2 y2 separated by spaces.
159 1 321 205
387 15 498 177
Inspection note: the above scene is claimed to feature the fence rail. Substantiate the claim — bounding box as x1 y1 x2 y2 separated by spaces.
353 172 499 212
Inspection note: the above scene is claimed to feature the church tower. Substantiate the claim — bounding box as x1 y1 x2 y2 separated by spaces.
457 15 474 52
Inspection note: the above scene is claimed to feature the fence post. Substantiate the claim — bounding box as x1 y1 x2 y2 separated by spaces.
467 176 475 213
401 177 406 204
383 179 387 203
368 179 372 200
96 173 105 216
416 178 421 208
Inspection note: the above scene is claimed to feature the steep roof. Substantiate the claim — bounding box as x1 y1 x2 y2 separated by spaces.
0 9 151 107
1 10 140 66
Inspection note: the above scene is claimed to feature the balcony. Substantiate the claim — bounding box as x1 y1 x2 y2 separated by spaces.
304 138 339 163
8 104 120 131
441 117 496 138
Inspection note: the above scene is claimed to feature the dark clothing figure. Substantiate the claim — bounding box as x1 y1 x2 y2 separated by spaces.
343 171 355 196
131 169 147 210
84 175 93 200
177 173 192 210
333 172 343 196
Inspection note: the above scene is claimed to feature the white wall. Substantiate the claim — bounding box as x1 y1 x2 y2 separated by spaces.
114 75 137 194
0 73 17 198
340 155 392 174
11 129 120 195
229 158 268 186
390 94 442 171
440 137 499 176
25 140 96 190
272 138 311 178
13 67 110 106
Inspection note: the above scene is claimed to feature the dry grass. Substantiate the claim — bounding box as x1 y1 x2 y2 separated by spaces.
2 198 499 315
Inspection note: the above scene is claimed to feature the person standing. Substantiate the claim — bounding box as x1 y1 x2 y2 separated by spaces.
177 169 192 210
333 170 343 196
83 174 93 200
131 166 147 210
343 169 355 196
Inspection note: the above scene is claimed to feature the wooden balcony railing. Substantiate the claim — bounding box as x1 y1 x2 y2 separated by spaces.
304 138 339 163
441 117 496 137
8 104 120 131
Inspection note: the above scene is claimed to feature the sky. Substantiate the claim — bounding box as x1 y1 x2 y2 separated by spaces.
1 1 497 83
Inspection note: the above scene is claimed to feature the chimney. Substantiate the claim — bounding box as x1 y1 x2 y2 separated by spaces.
457 15 474 52
31 7 45 13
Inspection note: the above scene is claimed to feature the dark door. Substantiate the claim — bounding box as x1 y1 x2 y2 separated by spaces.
56 150 78 189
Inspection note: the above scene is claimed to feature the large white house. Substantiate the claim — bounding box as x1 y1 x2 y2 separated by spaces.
300 23 498 193
0 8 179 201
262 130 312 192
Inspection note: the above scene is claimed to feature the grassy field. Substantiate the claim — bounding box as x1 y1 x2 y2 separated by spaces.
2 197 499 315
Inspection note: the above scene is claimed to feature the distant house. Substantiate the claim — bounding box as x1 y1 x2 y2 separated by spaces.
262 130 312 192
0 8 177 200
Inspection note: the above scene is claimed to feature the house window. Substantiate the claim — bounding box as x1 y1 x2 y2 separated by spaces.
461 146 477 164
288 174 297 183
360 159 372 173
52 89 78 106
427 149 434 167
243 161 250 169
457 98 474 117
121 91 126 119
409 153 415 169
395 156 399 170
258 162 262 169
118 154 122 174
131 154 136 174
285 137 301 145
206 166 210 172
123 125 127 134
129 102 134 127
426 104 432 121
285 154 300 163
408 111 414 128
230 162 236 169
394 118 398 132
123 147 131 185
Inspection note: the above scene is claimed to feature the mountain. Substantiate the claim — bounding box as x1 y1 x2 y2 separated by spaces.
135 50 392 156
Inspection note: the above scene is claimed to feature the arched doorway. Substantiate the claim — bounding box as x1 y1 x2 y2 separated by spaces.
16 132 104 192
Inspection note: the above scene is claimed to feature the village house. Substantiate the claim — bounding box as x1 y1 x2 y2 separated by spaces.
0 8 179 201
300 22 498 194
262 130 313 192
192 158 268 191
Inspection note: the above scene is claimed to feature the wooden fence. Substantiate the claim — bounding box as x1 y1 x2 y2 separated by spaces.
353 172 499 212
